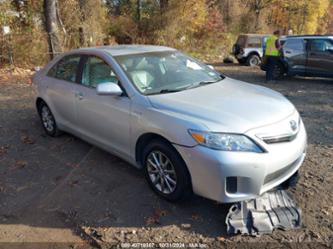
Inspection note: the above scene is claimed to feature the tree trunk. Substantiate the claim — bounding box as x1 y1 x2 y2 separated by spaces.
225 0 230 30
160 0 168 12
136 0 141 22
79 0 87 47
254 10 260 31
44 0 62 58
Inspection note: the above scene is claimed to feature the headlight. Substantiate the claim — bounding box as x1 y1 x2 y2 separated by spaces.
188 130 264 152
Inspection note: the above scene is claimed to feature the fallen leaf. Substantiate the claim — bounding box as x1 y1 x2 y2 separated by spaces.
10 160 27 170
144 208 167 225
154 208 167 217
21 135 35 144
69 180 79 187
217 236 225 242
191 213 202 221
0 145 9 157
181 223 191 229
145 216 159 225
16 185 29 192
66 162 80 168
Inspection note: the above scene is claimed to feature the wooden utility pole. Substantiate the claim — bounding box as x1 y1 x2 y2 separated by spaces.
44 0 62 58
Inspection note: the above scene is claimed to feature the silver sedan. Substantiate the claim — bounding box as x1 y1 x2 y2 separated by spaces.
33 45 307 203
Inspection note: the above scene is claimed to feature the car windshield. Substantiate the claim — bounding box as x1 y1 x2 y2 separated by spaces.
114 51 223 95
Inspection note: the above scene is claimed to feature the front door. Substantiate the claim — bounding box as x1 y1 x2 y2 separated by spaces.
73 55 131 157
306 39 333 77
282 38 306 76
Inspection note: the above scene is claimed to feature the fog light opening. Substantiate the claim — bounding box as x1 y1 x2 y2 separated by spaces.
226 177 238 194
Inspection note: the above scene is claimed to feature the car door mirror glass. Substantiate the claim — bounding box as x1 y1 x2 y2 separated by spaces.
96 83 123 96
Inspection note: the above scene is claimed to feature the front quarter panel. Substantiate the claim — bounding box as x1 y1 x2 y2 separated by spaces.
130 97 207 162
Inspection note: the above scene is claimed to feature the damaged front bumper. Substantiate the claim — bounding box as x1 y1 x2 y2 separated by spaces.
174 115 307 203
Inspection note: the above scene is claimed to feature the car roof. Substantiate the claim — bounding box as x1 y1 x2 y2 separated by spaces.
239 34 269 37
286 35 333 39
74 45 176 56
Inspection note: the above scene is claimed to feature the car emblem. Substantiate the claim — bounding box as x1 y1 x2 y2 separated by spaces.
290 120 298 132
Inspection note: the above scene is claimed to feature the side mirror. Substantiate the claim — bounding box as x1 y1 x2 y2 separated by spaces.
96 82 123 96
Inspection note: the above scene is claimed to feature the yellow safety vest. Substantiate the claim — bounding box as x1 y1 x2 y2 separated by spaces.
265 35 279 56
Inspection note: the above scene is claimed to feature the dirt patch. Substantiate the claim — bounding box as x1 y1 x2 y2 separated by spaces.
0 65 332 248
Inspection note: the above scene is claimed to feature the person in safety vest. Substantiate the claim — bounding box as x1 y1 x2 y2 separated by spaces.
265 30 282 83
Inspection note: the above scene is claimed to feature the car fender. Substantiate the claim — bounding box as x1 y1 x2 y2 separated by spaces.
130 105 210 163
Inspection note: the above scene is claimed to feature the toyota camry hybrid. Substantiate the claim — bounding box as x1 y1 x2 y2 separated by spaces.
33 45 307 203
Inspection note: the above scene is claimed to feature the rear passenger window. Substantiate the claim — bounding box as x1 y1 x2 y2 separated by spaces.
284 39 304 51
247 37 262 47
47 55 81 83
309 39 333 52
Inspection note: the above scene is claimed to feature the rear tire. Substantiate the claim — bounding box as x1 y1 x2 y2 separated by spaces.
246 54 261 67
37 101 62 137
142 140 192 202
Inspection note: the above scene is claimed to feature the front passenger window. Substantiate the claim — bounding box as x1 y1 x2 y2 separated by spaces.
82 56 119 88
284 39 304 51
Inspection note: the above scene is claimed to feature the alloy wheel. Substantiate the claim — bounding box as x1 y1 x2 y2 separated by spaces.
41 105 55 132
146 151 177 195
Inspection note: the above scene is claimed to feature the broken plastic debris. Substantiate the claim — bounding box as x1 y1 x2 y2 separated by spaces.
226 190 302 236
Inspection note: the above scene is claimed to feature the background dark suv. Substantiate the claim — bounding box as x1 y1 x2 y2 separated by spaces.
261 35 333 78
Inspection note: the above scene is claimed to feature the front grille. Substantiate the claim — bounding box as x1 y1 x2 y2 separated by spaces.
264 155 303 185
262 133 297 144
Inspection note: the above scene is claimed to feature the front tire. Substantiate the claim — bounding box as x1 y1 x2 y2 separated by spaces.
143 140 192 202
273 62 285 79
37 101 62 137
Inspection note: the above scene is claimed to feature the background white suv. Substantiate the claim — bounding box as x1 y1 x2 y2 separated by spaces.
232 34 268 66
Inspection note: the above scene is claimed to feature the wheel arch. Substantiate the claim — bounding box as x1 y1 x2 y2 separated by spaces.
136 132 193 199
247 51 261 58
135 132 174 166
36 97 46 111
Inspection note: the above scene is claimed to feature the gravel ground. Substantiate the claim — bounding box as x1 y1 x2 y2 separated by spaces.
0 65 332 249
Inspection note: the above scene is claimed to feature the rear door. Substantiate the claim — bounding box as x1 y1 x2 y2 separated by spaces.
283 38 306 76
306 39 333 77
45 54 81 129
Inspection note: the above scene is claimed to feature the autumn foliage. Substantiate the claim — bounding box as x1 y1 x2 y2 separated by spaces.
0 0 332 67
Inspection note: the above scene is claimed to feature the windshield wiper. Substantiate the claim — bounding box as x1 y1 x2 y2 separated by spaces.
184 79 221 90
159 88 183 94
198 79 220 85
151 78 223 95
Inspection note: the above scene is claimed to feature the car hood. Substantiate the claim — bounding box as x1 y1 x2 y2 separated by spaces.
147 78 295 133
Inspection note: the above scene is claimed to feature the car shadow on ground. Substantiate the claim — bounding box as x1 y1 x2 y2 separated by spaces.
0 113 231 238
